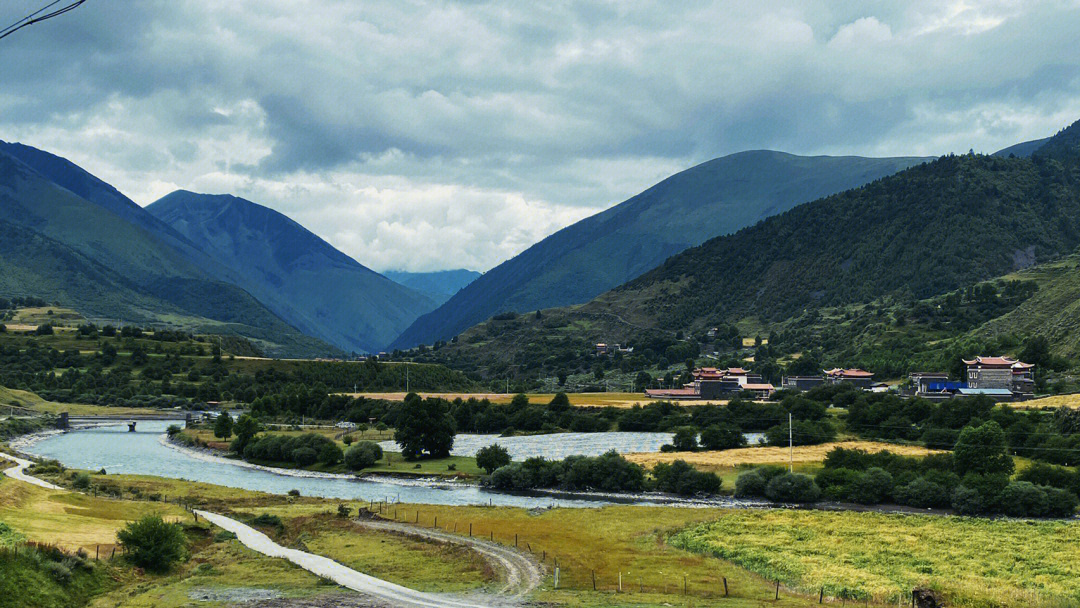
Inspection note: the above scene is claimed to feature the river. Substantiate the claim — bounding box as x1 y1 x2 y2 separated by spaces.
19 420 761 508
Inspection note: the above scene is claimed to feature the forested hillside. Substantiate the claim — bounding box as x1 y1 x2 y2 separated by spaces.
392 151 927 349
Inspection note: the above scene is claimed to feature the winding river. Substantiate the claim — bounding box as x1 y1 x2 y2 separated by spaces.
19 421 762 508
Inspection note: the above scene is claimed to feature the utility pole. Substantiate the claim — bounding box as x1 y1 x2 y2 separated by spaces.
788 411 793 473
406 366 409 393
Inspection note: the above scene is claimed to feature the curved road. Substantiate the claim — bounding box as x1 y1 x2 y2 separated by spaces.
353 519 543 598
195 510 534 608
0 451 62 490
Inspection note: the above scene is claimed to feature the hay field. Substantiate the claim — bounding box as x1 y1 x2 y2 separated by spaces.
672 509 1080 606
1014 393 1080 409
624 441 944 471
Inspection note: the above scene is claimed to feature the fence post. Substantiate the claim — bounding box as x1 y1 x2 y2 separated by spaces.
515 533 518 548
469 523 472 537
95 545 99 561
592 569 596 591
820 586 824 603
683 575 687 595
723 576 728 597
434 515 437 528
775 580 780 600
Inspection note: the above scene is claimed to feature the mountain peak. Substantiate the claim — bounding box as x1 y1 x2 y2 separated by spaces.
1034 118 1080 161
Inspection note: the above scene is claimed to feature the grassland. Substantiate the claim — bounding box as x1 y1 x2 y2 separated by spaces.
0 385 161 416
671 509 1080 607
1014 393 1080 409
624 441 944 472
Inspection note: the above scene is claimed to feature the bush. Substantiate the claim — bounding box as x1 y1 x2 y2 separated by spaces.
652 460 721 496
849 467 894 505
670 427 699 451
1043 486 1079 517
249 513 283 528
734 466 786 498
292 447 318 466
318 443 344 465
894 477 949 509
999 481 1048 518
699 424 746 451
815 467 862 501
116 515 187 573
764 473 821 503
476 444 511 474
71 473 91 490
344 442 383 471
951 484 984 515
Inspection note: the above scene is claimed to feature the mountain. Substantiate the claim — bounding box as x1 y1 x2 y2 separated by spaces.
147 191 437 353
993 137 1052 158
416 120 1080 379
383 269 480 305
391 151 929 349
0 146 333 356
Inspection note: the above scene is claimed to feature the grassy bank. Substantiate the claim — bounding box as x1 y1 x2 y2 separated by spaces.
671 509 1080 607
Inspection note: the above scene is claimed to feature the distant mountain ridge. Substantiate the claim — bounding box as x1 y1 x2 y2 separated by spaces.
0 145 333 356
390 150 930 349
148 191 437 353
383 269 480 305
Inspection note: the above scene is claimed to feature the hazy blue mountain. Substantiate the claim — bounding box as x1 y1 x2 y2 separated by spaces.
993 137 1052 158
383 269 481 305
148 191 437 353
0 147 332 356
390 151 929 349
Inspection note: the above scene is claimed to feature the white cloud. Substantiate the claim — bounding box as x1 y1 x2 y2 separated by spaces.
1 0 1079 271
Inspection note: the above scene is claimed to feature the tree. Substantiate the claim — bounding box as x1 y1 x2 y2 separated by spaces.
394 394 456 459
557 370 568 386
213 411 233 440
476 444 511 474
670 427 698 451
954 421 1014 476
117 515 187 573
652 460 721 496
344 441 383 470
700 424 746 450
230 414 260 454
764 472 821 503
549 392 570 412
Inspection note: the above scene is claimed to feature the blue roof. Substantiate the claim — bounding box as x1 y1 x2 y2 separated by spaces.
957 388 1013 396
927 382 967 391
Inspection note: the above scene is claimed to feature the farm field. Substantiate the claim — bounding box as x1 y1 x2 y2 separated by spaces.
343 391 729 408
624 441 944 472
671 509 1080 607
1015 393 1080 409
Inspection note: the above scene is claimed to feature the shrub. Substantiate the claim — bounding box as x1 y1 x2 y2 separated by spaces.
166 425 182 438
249 513 283 528
999 481 1049 518
116 515 187 573
950 484 984 515
1043 486 1079 517
344 442 383 471
734 466 787 498
959 473 1009 513
670 427 699 452
894 477 949 509
764 473 821 503
337 504 352 518
287 489 301 497
652 460 721 496
71 473 91 490
476 444 511 474
849 467 894 505
318 443 344 466
815 467 862 501
292 447 318 466
699 424 746 451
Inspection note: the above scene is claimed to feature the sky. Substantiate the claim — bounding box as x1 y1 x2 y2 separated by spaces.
3 0 1080 273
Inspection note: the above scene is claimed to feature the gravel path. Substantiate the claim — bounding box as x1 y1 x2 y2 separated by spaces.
195 510 529 608
352 519 544 598
0 451 62 490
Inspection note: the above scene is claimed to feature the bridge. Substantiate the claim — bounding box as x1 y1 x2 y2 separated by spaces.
60 412 194 431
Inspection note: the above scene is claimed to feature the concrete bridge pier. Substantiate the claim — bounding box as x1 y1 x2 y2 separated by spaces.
58 412 69 430
127 421 136 432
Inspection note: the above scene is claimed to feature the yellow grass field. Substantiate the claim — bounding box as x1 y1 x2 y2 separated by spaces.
672 509 1080 607
1014 393 1080 409
624 441 944 472
0 475 187 553
0 385 160 417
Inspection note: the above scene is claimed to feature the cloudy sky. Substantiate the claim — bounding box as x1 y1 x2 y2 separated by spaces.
3 1 1080 272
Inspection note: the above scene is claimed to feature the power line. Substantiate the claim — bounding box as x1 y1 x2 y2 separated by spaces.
0 0 88 41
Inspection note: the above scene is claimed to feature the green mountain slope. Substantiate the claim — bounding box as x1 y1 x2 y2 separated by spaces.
147 191 437 353
415 120 1080 380
0 148 334 357
391 151 928 349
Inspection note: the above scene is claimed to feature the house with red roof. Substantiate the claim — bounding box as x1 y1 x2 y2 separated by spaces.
822 368 875 389
963 356 1034 396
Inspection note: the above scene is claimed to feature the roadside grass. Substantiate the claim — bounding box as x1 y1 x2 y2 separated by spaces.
0 474 188 553
670 509 1080 607
349 503 824 607
284 511 495 593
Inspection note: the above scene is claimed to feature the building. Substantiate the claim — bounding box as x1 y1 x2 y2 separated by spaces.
963 356 1035 397
644 367 774 400
781 376 826 391
595 343 610 356
823 368 875 388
